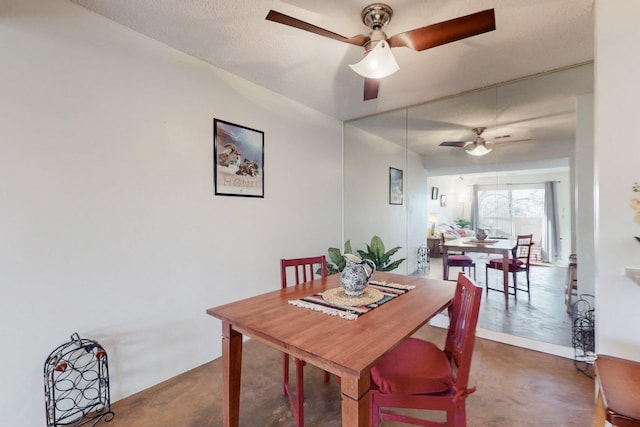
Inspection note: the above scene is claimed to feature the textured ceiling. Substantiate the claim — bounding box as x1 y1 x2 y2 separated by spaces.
67 0 594 168
68 0 595 122
350 62 593 161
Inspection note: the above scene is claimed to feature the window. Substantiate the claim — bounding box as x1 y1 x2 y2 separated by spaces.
477 185 545 238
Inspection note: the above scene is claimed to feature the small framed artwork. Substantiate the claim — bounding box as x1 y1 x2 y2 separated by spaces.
389 167 403 205
213 119 264 198
440 194 447 207
431 187 439 200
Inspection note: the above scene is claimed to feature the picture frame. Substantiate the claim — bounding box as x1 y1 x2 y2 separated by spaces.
440 194 447 207
389 167 403 205
431 187 439 200
213 119 264 198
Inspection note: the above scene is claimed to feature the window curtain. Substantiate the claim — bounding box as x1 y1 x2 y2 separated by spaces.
542 181 561 262
470 184 479 230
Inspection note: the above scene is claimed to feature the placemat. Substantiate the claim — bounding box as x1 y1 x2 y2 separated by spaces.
323 286 384 306
288 280 416 320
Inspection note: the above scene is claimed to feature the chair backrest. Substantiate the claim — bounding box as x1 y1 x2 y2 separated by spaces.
444 273 483 391
513 234 534 265
280 256 327 289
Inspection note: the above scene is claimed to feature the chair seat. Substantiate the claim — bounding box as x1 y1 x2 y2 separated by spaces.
488 258 524 270
448 254 473 262
447 255 474 267
371 337 452 395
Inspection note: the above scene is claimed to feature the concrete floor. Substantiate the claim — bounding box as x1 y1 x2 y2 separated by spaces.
107 324 595 427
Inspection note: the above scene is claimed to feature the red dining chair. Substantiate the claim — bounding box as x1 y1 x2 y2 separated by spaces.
485 234 533 298
370 272 482 427
441 235 476 280
280 256 330 427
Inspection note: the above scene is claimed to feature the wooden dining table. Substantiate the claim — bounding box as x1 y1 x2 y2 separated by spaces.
206 271 456 427
441 237 517 308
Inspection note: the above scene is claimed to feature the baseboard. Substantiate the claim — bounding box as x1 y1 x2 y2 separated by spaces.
429 313 574 359
476 328 574 359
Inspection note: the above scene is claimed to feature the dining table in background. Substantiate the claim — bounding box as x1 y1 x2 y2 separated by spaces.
441 237 517 308
206 271 456 427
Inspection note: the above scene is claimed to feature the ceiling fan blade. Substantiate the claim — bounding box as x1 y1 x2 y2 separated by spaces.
387 9 495 51
440 141 468 147
266 10 370 46
493 138 533 145
364 78 379 101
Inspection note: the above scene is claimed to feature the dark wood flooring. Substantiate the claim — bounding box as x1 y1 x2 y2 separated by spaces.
106 324 595 426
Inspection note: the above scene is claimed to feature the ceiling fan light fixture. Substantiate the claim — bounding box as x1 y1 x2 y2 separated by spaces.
466 142 492 156
349 40 399 79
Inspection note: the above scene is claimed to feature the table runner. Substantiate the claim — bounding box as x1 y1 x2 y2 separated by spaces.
288 280 416 320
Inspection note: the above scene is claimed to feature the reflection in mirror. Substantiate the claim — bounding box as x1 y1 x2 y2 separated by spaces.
344 109 414 275
344 63 594 351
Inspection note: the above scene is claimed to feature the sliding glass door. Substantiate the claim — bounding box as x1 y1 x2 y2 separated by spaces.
477 184 545 240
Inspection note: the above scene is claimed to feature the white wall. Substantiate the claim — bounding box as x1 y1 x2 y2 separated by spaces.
575 94 596 296
594 0 640 358
0 0 342 425
406 150 429 273
425 175 460 226
343 122 428 274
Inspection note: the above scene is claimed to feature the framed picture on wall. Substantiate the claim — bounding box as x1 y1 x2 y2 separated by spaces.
213 119 264 198
389 167 403 205
431 187 439 200
440 194 447 207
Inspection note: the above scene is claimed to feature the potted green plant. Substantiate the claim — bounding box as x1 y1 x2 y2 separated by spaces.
357 235 406 272
323 235 406 274
455 218 471 229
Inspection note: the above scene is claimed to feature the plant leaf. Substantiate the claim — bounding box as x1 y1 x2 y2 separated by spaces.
344 240 353 254
379 258 406 272
370 235 385 260
326 264 340 275
327 247 342 265
382 246 401 263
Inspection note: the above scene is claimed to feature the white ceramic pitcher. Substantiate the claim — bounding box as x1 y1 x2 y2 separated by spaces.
340 254 376 296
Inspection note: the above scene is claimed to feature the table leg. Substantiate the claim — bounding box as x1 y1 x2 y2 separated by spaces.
222 321 242 427
442 249 449 280
340 371 371 427
502 251 509 309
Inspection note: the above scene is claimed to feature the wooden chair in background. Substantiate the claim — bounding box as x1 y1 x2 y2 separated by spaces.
369 272 483 427
485 234 533 298
441 235 476 280
279 256 330 427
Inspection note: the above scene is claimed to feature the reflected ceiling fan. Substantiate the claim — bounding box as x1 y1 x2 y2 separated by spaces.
440 127 532 156
265 4 495 101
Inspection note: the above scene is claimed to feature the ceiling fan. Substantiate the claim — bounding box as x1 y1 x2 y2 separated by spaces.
440 127 532 156
440 127 492 156
265 4 496 101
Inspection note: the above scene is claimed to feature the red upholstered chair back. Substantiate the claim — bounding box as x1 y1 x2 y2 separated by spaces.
280 256 327 288
444 273 483 392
